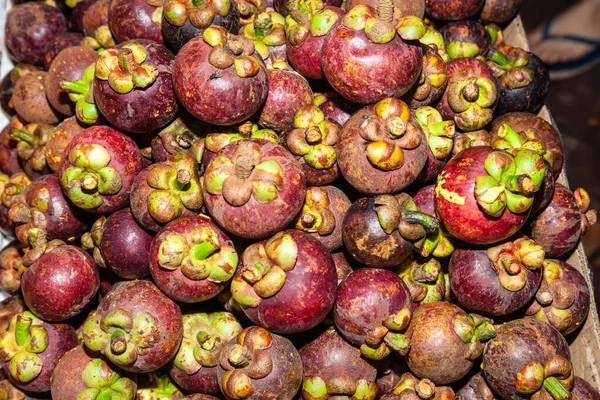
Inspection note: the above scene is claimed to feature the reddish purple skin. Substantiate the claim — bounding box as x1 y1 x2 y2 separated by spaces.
406 302 479 384
13 174 92 245
437 58 497 126
490 112 563 178
318 92 360 126
94 40 178 134
203 139 306 239
240 230 337 334
46 116 87 173
322 20 423 104
51 345 137 400
82 0 110 37
130 166 199 233
440 20 491 57
45 46 98 117
100 208 154 279
71 0 97 33
413 184 436 215
0 296 25 333
334 268 412 346
44 32 85 70
305 185 351 251
12 72 61 125
449 247 542 316
414 147 447 185
456 372 497 400
94 280 183 373
425 0 484 20
479 0 522 23
299 327 377 394
526 260 590 336
184 395 221 400
435 146 530 245
149 216 233 303
0 204 15 239
286 7 345 80
0 122 24 176
257 69 313 132
58 125 144 214
573 377 600 400
109 0 164 44
21 245 99 322
170 364 220 395
530 183 582 258
0 70 17 117
338 106 428 195
173 36 268 126
402 46 447 109
5 2 67 66
4 322 77 393
342 197 413 268
483 318 571 400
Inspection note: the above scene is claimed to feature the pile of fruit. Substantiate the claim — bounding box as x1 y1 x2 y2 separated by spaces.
0 0 599 397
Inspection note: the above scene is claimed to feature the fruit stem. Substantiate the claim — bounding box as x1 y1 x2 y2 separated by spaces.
10 129 35 146
110 330 128 355
499 124 523 148
82 175 99 191
118 48 135 74
543 377 572 400
15 315 32 347
176 169 191 185
59 80 89 95
489 50 512 68
401 210 439 233
235 156 255 179
376 0 394 24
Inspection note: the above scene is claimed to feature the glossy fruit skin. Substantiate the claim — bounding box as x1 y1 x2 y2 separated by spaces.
0 296 25 334
3 321 77 393
322 19 423 104
490 112 563 178
478 0 522 23
449 246 542 316
94 40 179 134
86 280 183 373
425 0 484 20
238 230 338 334
334 268 412 349
440 20 491 58
43 33 85 70
51 345 137 400
530 184 583 257
45 46 99 117
11 72 61 125
343 197 413 268
5 2 67 65
45 117 87 173
149 215 234 303
405 302 480 384
173 35 268 126
58 125 144 214
483 318 571 400
455 372 496 400
299 326 378 399
435 146 530 245
21 245 99 322
315 91 360 127
337 106 428 195
496 53 550 115
70 0 96 33
203 139 306 239
257 69 313 132
573 377 600 400
109 0 164 44
101 208 154 279
286 6 346 80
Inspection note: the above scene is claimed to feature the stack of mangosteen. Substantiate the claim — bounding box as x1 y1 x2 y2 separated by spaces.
0 0 598 397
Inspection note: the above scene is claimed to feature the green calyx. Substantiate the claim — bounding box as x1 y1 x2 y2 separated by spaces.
374 193 439 241
242 11 286 60
419 26 448 60
81 216 107 268
157 224 238 282
387 373 437 399
302 376 377 400
287 105 339 170
414 106 456 160
11 123 52 173
157 118 205 163
205 121 278 155
452 130 491 156
397 257 447 305
95 44 159 94
203 27 261 78
163 0 230 28
513 356 574 400
410 49 448 103
474 149 546 217
0 243 26 294
82 309 159 368
452 312 495 361
173 312 242 374
360 98 421 171
446 77 497 131
488 46 533 89
146 153 203 225
294 186 336 236
492 124 553 166
204 140 284 206
359 307 412 360
285 0 338 45
136 373 182 400
230 232 298 307
0 312 48 384
60 63 99 125
447 41 481 59
487 238 545 292
76 358 137 400
62 143 122 210
1 172 30 210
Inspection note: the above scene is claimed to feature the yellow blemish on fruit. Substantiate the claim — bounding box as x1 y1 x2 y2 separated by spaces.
435 174 465 205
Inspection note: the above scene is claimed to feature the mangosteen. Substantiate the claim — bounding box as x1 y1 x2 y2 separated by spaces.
241 11 288 63
313 91 360 127
440 20 491 59
44 116 87 173
11 72 61 125
0 64 41 117
455 372 496 400
8 122 54 179
425 0 484 20
451 129 491 157
151 115 210 164
412 184 455 258
403 45 448 108
109 0 164 44
0 172 30 239
0 241 25 294
81 0 115 49
397 256 449 307
573 377 600 400
478 0 522 23
43 32 85 70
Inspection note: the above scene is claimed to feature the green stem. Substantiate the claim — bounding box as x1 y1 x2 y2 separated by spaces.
110 329 128 355
401 210 439 233
489 50 512 68
10 129 35 145
60 80 89 94
190 241 219 261
543 377 572 400
429 120 454 138
499 124 523 148
15 315 32 346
